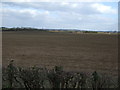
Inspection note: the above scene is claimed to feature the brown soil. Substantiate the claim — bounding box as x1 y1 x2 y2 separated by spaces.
2 31 118 77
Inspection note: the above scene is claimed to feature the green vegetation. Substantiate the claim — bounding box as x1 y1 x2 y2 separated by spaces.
2 60 118 89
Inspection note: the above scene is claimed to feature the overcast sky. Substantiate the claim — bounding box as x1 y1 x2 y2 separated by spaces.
1 1 118 31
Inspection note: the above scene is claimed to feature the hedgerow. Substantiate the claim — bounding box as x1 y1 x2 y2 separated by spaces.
2 60 118 89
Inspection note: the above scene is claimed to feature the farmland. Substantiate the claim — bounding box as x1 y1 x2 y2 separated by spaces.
2 31 118 77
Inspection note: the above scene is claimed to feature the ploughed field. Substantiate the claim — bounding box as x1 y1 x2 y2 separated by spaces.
2 31 118 77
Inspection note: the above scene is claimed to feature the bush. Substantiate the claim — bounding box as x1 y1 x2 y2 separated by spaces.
2 60 118 89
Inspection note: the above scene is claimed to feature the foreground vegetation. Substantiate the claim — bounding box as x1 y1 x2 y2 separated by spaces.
2 60 118 89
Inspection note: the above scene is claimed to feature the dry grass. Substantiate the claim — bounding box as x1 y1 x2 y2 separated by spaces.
2 31 118 77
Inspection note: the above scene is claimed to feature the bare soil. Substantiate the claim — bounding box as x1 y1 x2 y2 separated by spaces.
2 31 118 77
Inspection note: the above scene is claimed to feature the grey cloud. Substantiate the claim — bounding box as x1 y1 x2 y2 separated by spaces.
2 2 117 31
2 2 101 15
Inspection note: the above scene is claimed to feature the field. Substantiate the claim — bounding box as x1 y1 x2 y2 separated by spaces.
2 31 118 77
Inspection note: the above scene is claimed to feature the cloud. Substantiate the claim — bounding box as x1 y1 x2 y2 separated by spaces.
3 2 117 15
1 2 118 31
91 3 117 14
2 0 119 2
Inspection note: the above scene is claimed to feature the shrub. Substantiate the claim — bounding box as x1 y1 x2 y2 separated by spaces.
2 60 118 89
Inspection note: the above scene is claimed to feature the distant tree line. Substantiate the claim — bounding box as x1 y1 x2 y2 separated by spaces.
0 27 118 33
1 27 48 32
82 31 98 33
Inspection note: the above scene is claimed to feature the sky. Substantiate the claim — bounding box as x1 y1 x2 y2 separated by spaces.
1 1 118 31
